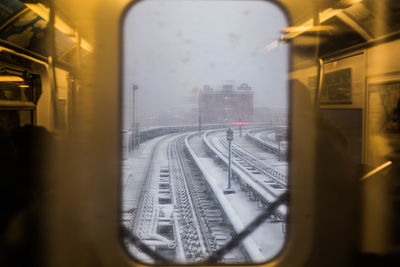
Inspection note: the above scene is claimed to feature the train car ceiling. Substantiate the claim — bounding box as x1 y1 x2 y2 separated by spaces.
282 0 400 61
0 0 92 67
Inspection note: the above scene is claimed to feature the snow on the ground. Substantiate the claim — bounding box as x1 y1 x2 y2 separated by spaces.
121 129 287 263
122 134 180 262
238 132 289 176
266 131 276 141
188 134 285 262
122 135 166 213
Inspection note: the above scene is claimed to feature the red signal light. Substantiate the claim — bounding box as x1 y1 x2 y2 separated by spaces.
231 121 249 125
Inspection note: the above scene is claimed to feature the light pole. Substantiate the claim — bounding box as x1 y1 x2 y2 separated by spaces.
224 128 235 194
198 88 202 137
132 84 139 151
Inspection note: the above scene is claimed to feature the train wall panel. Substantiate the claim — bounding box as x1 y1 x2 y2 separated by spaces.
367 39 400 77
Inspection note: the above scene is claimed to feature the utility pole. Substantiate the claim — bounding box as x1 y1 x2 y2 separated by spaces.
198 88 202 137
132 84 139 151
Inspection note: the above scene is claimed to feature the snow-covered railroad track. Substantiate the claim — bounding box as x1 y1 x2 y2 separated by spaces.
219 138 287 187
169 135 248 263
246 128 279 154
126 133 247 263
203 130 287 219
130 135 171 236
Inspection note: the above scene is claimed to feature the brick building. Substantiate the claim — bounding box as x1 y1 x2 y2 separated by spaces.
200 82 253 124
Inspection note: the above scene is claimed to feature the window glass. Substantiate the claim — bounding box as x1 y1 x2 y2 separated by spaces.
0 78 33 102
121 0 289 264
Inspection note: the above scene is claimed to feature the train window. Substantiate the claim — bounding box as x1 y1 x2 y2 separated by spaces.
121 0 289 264
0 70 37 133
0 75 33 102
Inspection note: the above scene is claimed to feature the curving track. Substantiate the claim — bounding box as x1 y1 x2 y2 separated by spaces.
126 132 248 263
203 129 287 218
123 127 287 263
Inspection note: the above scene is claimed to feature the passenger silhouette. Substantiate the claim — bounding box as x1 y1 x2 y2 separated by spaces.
0 125 53 267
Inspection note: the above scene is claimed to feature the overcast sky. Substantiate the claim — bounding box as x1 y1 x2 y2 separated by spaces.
123 0 288 121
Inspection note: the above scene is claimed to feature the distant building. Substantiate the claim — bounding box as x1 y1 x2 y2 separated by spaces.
200 82 253 124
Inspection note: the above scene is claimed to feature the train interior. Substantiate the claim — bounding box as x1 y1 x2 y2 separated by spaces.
0 0 399 266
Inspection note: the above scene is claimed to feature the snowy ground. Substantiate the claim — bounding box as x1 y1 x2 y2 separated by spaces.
188 132 286 261
122 135 166 214
250 130 288 175
121 129 288 263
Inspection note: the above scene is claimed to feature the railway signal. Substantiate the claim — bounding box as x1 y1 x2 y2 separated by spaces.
224 128 236 194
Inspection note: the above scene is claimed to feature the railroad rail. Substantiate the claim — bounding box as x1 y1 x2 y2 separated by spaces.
246 128 289 162
219 138 287 187
128 135 176 261
126 133 248 263
133 123 269 145
170 135 248 263
203 129 287 219
246 128 279 154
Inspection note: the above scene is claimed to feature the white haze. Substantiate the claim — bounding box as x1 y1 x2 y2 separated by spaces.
123 0 288 125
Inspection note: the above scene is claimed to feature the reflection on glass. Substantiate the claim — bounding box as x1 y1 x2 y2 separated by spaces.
0 10 48 56
121 0 288 264
0 81 33 102
368 82 400 167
